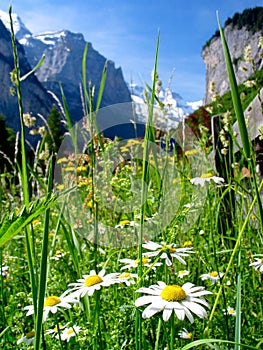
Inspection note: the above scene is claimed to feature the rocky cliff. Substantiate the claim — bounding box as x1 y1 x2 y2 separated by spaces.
0 19 54 138
0 9 131 139
21 30 131 123
202 8 263 104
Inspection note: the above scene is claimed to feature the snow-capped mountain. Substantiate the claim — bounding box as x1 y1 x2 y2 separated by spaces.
0 9 131 129
0 9 31 40
128 83 202 130
0 8 202 140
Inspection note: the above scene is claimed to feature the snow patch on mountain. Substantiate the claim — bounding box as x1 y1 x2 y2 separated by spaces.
34 31 68 46
0 9 31 40
128 83 202 130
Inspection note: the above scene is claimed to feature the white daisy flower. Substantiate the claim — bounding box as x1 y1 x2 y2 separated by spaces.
116 272 138 286
142 241 194 266
46 324 66 338
66 269 119 299
135 281 212 323
190 174 224 187
119 257 162 270
223 307 236 316
201 271 224 284
249 257 263 273
115 220 139 228
17 331 35 346
60 325 81 342
178 328 193 339
24 293 77 322
178 270 190 278
50 249 65 261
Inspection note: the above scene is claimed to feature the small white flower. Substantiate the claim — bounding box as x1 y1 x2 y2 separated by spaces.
178 270 190 278
66 269 119 300
24 293 77 322
201 271 224 284
60 325 81 342
119 257 162 270
190 174 224 187
17 331 35 346
1 265 9 277
178 328 193 339
135 281 212 323
116 272 138 286
142 241 194 266
223 307 236 316
46 324 66 338
249 257 263 273
50 250 65 261
115 220 139 228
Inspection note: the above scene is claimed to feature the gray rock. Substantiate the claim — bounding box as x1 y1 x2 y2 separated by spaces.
202 24 263 104
22 30 131 123
0 19 54 144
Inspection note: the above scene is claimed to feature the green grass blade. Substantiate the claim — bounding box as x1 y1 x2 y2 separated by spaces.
136 31 160 350
82 42 89 112
34 157 54 350
20 55 45 82
95 61 107 112
8 6 30 207
180 338 258 350
235 249 242 350
216 12 250 159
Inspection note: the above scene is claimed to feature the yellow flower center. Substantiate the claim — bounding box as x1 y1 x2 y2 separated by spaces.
67 328 74 335
179 270 188 275
161 285 187 301
135 257 149 265
119 272 131 278
187 333 192 339
119 220 130 226
167 245 177 253
201 173 213 178
261 258 263 264
44 296 61 307
26 331 35 339
209 271 219 277
228 308 235 314
161 245 176 253
85 275 103 287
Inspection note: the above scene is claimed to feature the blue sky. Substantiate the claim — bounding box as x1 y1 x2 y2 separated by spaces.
1 0 262 101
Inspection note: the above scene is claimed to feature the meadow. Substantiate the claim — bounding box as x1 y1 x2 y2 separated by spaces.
0 8 263 350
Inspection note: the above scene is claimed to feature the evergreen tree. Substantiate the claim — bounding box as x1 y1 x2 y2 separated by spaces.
45 105 64 154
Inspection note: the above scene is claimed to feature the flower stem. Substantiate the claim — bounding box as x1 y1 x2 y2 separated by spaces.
170 312 175 349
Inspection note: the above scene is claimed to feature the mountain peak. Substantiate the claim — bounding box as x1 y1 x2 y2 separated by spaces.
0 9 31 40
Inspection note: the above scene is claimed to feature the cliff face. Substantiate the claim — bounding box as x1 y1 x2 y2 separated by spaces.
22 30 131 122
202 24 263 104
0 9 132 141
0 20 54 136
